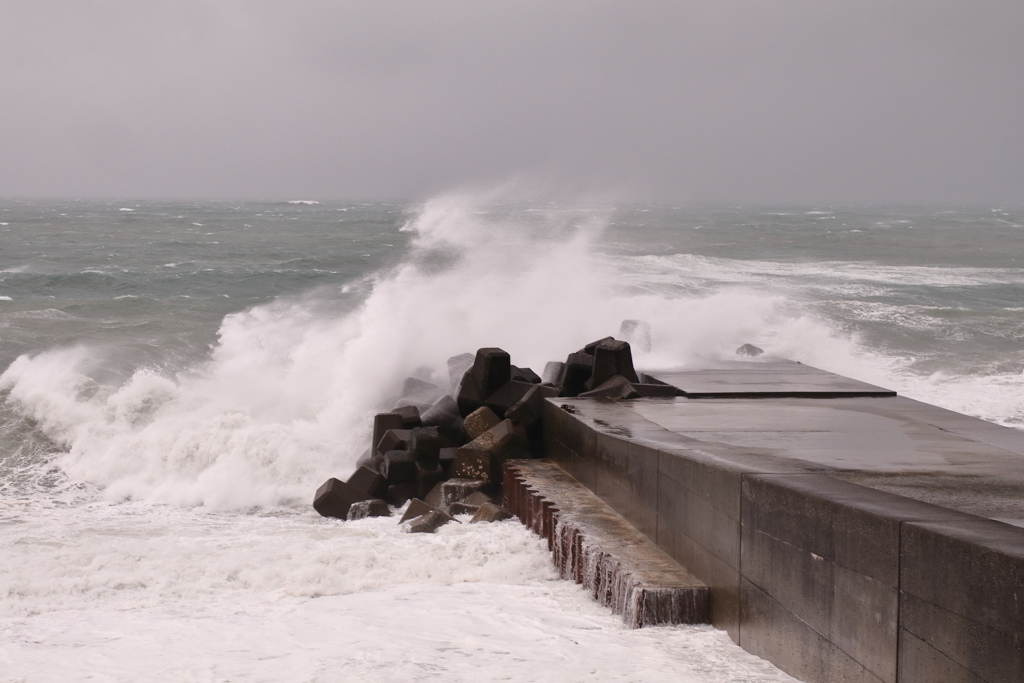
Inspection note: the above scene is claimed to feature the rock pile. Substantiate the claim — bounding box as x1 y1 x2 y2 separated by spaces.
313 333 669 531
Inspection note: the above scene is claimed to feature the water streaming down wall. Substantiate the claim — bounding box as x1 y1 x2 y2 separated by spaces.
503 459 709 628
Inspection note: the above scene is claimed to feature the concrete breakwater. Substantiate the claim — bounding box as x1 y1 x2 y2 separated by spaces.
545 359 1024 683
314 332 1023 682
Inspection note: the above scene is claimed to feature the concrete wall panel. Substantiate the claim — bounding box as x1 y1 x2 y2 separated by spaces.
741 578 886 683
900 518 1024 682
898 630 987 683
899 594 1022 683
593 435 659 542
656 465 743 636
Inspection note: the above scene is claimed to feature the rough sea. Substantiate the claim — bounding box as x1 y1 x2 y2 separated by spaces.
2 196 1022 682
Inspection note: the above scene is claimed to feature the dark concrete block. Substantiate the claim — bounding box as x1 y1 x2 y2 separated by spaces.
466 420 529 481
448 352 475 392
376 429 411 458
464 490 494 506
537 384 559 399
631 383 680 397
590 339 639 387
393 405 422 429
372 413 404 454
583 336 615 355
400 498 449 523
451 447 492 482
313 478 370 519
346 465 389 500
470 502 514 523
410 426 441 461
439 447 457 473
405 510 451 533
560 352 593 397
386 481 418 507
484 380 536 418
456 368 485 417
447 501 481 516
441 478 486 507
415 459 445 497
579 375 641 399
511 365 541 384
382 450 417 483
506 385 556 443
346 498 391 520
506 385 544 427
423 481 444 509
463 406 501 440
471 347 512 399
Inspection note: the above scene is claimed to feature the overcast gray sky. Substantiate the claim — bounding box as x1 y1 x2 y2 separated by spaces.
1 1 1022 204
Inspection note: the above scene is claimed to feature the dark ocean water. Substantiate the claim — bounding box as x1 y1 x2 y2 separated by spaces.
1 196 1021 681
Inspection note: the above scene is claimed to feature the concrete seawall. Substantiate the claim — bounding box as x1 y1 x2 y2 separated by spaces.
542 359 1024 683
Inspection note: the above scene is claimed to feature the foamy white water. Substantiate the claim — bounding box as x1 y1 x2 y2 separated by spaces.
1 505 798 683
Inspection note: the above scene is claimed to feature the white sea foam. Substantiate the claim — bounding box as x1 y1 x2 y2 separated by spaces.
0 505 798 683
896 370 1024 429
288 200 320 205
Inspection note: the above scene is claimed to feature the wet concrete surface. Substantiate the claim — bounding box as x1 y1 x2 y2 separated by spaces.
647 359 895 398
625 397 1024 526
